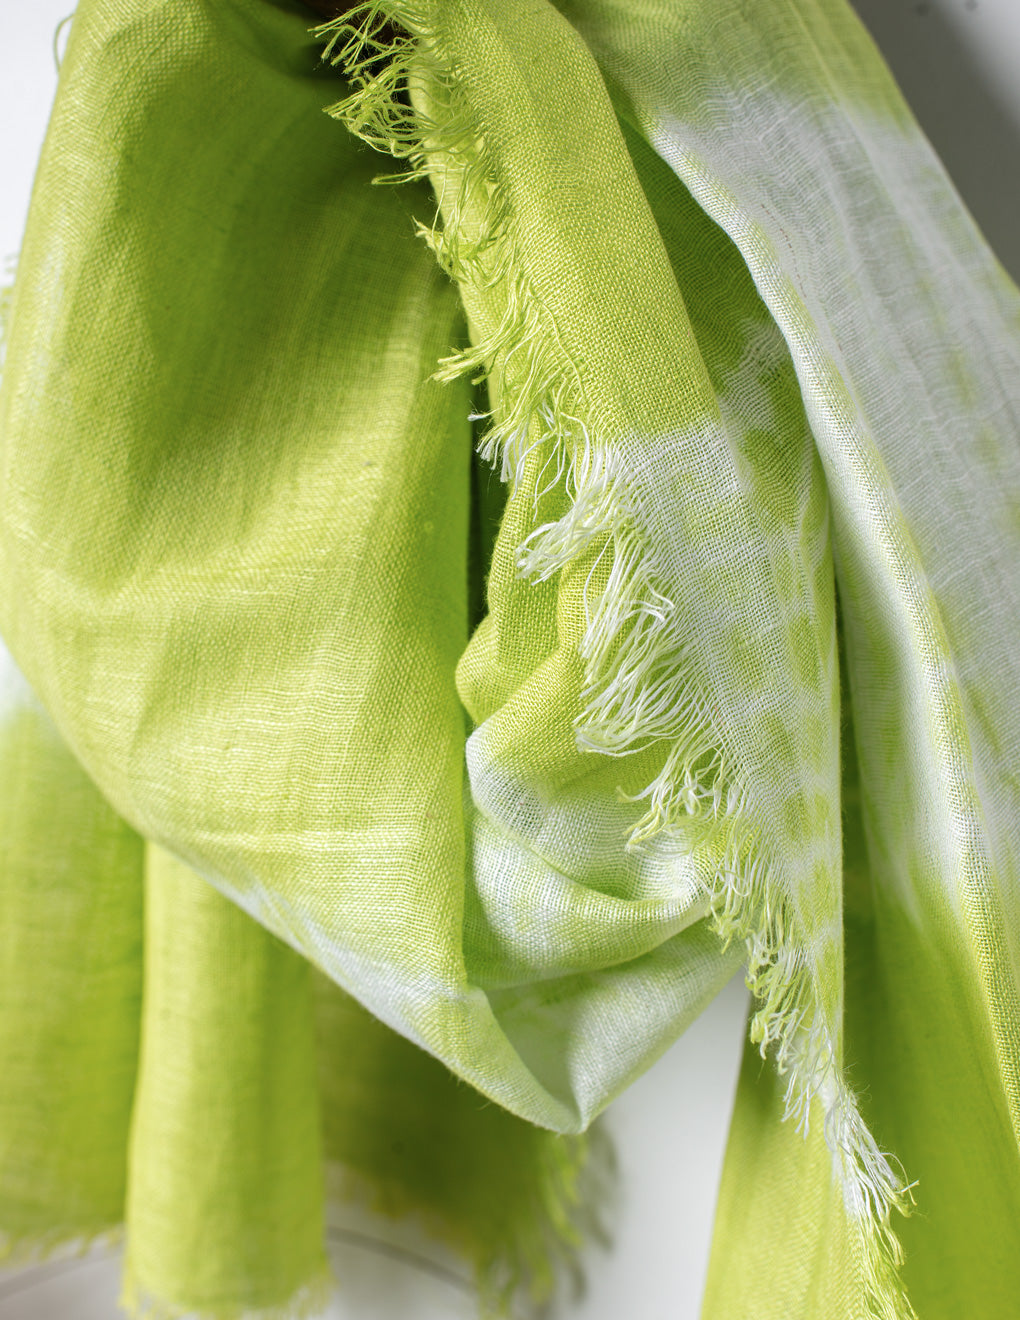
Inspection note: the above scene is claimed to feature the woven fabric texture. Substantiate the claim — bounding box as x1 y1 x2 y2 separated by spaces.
1 0 1018 1317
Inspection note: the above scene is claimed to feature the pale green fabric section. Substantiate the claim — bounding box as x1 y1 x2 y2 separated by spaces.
124 846 328 1318
0 646 144 1258
704 681 1020 1319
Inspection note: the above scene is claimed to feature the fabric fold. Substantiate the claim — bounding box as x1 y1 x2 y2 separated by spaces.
314 974 605 1312
556 1 1020 1313
123 845 329 1320
0 645 144 1261
0 0 737 1135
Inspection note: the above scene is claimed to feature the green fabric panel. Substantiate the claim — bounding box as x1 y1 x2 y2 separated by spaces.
0 675 144 1257
838 627 1020 1318
124 846 327 1317
0 0 739 1134
422 0 719 439
701 1032 862 1320
704 628 1020 1319
844 895 1020 1318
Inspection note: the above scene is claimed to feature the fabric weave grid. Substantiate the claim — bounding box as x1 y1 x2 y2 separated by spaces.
1 0 1018 1316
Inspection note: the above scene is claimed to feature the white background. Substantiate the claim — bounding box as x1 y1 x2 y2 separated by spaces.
1 2 1018 1317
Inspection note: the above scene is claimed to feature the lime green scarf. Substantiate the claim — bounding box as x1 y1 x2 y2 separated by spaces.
1 1 1019 1317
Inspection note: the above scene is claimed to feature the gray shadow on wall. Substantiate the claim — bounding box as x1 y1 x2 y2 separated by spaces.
850 0 1020 282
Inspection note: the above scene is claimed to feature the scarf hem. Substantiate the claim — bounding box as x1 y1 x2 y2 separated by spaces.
324 1120 614 1317
0 1220 124 1272
118 1258 336 1320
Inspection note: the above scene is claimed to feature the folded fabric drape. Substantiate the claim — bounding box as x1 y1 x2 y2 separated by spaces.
1 1 1018 1317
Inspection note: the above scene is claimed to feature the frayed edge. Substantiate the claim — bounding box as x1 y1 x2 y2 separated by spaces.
319 8 914 1317
714 852 917 1320
119 1260 335 1320
317 3 589 502
476 1121 615 1318
325 1123 615 1318
0 1221 123 1272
